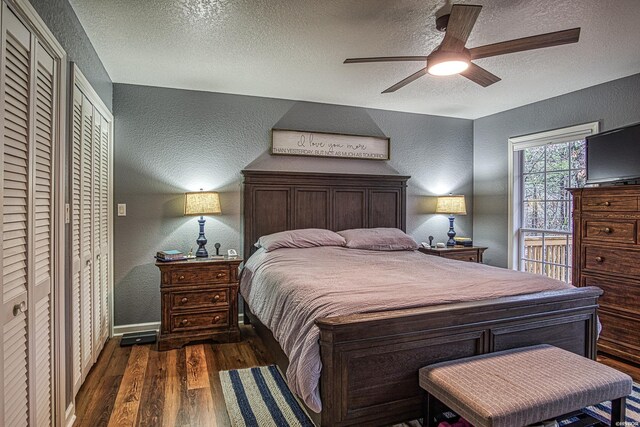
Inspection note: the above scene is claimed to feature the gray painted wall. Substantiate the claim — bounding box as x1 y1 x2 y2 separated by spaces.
28 0 112 110
473 73 640 268
113 83 473 326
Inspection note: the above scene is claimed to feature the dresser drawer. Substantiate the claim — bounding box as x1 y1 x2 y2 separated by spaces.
597 309 640 359
583 246 640 277
442 251 478 263
171 288 229 311
583 220 637 244
582 196 637 212
581 274 640 316
171 309 229 332
171 266 229 285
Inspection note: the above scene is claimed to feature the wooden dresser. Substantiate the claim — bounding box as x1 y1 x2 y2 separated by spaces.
570 185 640 364
156 258 242 351
418 246 487 263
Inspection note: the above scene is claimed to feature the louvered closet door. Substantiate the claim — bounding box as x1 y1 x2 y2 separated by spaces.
91 107 102 359
98 114 109 344
1 4 56 426
71 89 83 394
31 39 55 427
2 7 32 426
80 95 93 375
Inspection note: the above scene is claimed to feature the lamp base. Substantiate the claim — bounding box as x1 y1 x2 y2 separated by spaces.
446 215 457 247
195 216 209 257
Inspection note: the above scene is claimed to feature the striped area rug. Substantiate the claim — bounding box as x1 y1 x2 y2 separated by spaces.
579 382 640 425
221 366 640 427
220 365 314 427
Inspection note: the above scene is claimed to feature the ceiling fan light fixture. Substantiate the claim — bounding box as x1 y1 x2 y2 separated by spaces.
427 51 470 76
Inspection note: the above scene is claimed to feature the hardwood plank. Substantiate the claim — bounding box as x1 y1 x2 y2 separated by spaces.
162 350 180 427
138 347 167 427
186 388 217 427
107 345 150 427
75 338 118 416
204 345 231 427
76 340 132 427
186 344 210 390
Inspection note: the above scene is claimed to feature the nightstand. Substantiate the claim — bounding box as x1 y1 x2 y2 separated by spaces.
418 246 487 263
156 257 242 351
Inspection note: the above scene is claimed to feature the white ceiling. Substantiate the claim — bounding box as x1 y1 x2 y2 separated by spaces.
68 0 640 119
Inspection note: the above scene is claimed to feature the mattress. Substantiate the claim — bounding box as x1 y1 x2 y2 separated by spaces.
239 246 573 412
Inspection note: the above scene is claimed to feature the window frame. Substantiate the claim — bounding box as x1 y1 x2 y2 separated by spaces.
507 122 599 271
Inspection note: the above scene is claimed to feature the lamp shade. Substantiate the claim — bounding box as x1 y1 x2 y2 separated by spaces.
435 195 467 215
184 191 221 216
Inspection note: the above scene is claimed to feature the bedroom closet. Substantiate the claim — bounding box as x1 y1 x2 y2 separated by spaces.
1 0 66 425
69 64 113 397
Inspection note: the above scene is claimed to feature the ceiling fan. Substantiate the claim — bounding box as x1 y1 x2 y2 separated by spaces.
344 3 580 93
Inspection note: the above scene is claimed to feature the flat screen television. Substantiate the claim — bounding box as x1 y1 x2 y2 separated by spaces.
586 121 640 184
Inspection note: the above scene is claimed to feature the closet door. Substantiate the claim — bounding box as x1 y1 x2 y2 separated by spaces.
98 114 109 345
2 7 32 426
71 89 83 394
31 39 55 427
80 94 93 375
1 3 57 425
70 64 113 398
91 106 101 359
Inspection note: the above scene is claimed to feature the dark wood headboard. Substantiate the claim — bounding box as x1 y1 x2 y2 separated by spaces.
242 170 410 258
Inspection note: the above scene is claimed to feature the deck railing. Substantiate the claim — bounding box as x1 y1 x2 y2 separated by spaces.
523 236 571 282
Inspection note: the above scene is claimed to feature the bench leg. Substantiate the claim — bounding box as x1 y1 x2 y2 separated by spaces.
610 397 626 426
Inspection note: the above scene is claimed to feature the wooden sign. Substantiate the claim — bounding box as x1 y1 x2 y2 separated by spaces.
271 129 390 160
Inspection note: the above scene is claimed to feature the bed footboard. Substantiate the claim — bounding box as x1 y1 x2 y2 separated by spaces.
315 287 602 427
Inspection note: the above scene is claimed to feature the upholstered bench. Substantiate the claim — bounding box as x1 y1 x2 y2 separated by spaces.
419 345 632 427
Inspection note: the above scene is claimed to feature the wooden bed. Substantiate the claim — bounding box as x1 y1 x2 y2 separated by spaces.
241 170 602 427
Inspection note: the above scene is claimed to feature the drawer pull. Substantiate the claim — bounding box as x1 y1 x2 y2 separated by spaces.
214 315 221 322
181 297 188 304
595 256 604 263
602 227 611 234
216 273 225 278
181 319 189 325
213 294 220 301
603 201 611 206
179 275 185 280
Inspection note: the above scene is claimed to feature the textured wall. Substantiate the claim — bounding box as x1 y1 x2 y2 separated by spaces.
113 83 473 326
28 0 112 109
474 73 640 268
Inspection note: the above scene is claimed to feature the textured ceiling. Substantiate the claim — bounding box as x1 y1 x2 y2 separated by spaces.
68 0 640 119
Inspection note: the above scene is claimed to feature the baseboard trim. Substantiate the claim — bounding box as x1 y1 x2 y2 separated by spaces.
112 321 161 337
65 402 76 427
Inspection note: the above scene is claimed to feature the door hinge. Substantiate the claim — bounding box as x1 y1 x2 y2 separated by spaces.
65 203 70 224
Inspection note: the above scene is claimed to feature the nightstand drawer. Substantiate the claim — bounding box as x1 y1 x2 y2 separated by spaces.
582 196 637 212
171 289 229 310
171 266 229 285
583 246 640 277
171 309 229 332
442 251 478 262
584 220 636 244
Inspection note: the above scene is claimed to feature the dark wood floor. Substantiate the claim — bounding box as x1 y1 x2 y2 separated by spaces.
74 324 640 427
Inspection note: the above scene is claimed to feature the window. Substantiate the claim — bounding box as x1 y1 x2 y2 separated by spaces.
508 122 599 282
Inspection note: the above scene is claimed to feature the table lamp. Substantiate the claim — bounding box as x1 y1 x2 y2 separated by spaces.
435 194 467 247
184 190 221 257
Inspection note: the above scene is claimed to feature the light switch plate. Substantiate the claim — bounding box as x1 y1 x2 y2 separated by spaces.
117 203 126 216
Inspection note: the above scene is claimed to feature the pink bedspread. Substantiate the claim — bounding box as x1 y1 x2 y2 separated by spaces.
239 246 573 413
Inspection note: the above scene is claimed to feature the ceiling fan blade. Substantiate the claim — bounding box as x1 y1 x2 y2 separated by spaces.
440 4 482 52
344 56 428 64
381 67 428 93
469 28 580 60
460 63 501 87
